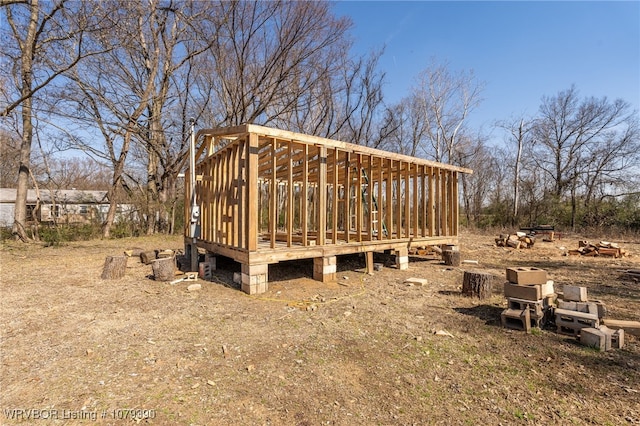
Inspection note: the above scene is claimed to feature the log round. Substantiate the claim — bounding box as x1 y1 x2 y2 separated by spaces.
442 250 461 266
462 271 494 299
140 250 157 265
101 255 128 280
152 257 175 281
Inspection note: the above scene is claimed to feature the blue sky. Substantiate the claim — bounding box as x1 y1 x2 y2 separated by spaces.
333 0 640 142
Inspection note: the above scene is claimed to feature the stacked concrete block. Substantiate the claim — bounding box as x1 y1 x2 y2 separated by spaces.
241 263 268 294
501 267 555 330
553 285 611 338
313 256 336 283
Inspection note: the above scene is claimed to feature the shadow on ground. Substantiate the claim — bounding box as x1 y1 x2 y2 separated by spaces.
454 304 504 327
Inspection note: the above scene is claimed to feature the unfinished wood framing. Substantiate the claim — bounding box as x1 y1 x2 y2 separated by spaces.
185 124 472 294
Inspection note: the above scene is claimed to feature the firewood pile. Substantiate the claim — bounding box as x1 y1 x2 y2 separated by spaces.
567 241 626 258
495 232 536 249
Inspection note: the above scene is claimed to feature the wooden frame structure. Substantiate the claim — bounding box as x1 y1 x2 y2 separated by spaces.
185 124 472 294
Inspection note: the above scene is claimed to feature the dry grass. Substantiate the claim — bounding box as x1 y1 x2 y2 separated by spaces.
1 231 639 425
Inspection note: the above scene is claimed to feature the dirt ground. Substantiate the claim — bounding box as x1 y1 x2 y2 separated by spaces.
1 230 639 425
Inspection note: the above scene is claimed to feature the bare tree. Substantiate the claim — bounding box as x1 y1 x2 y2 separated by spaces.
532 86 639 229
205 1 350 127
498 117 535 225
1 0 106 240
413 60 483 163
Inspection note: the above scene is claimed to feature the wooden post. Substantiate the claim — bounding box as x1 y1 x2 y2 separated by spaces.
365 251 374 274
152 257 176 281
101 256 127 279
317 146 327 246
462 271 494 299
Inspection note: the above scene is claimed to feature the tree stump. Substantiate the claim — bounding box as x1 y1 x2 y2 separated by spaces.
152 257 175 281
101 255 128 280
462 271 494 299
140 250 157 265
443 250 461 266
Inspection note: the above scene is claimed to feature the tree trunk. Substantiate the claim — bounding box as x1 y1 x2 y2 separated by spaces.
12 1 40 242
152 257 175 281
101 255 128 279
442 250 461 266
462 271 493 299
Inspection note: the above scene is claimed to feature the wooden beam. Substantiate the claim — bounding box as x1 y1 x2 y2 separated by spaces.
248 133 262 251
356 153 362 242
428 167 435 236
317 146 327 246
270 138 277 249
287 142 293 247
196 124 473 174
413 163 418 238
404 161 410 238
377 156 383 239
344 152 351 238
332 148 338 244
453 171 459 236
396 160 402 239
367 155 373 241
386 159 393 240
302 144 309 246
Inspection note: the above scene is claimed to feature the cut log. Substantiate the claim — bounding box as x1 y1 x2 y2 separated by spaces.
462 271 494 299
602 319 640 337
152 257 175 281
442 250 461 267
140 250 157 265
597 247 620 257
101 255 127 280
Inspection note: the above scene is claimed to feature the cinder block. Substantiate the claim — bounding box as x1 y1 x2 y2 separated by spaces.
204 253 217 270
241 280 268 295
506 267 547 285
563 285 588 302
241 263 269 276
580 327 606 351
541 280 555 297
590 299 607 319
503 281 542 301
558 300 598 315
507 298 545 327
558 300 577 311
554 308 599 336
198 262 212 280
599 325 624 349
501 308 531 333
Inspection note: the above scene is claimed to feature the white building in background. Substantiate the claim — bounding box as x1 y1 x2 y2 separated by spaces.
0 188 136 227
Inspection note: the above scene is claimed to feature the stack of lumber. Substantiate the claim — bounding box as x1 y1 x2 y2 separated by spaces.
495 232 536 249
567 241 626 258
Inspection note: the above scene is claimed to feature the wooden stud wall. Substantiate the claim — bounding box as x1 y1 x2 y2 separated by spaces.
190 125 471 258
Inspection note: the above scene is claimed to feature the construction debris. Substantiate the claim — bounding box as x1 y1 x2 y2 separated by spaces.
500 275 632 352
170 272 197 285
567 240 627 258
495 232 536 249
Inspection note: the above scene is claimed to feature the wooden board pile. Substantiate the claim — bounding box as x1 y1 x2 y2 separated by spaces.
495 232 536 249
567 240 626 258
